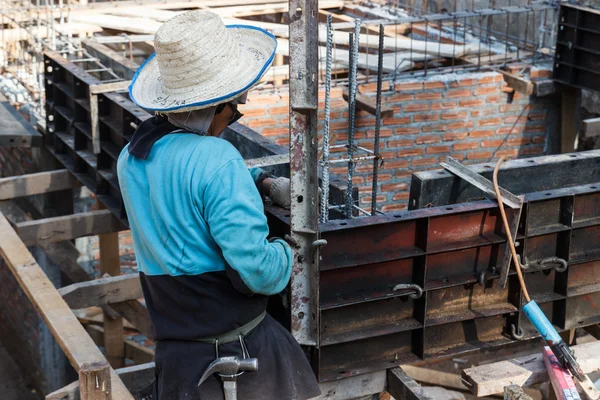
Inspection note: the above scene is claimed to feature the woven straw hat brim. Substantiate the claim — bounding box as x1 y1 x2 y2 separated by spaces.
129 25 277 113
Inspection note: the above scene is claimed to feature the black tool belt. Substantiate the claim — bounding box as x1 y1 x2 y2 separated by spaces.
193 311 266 344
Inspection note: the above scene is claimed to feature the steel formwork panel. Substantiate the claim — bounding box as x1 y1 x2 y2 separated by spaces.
264 181 600 381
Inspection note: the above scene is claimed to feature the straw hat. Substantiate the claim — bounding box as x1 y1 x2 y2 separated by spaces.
129 11 277 113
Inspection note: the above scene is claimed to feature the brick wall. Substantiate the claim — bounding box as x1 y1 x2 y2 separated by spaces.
240 70 560 213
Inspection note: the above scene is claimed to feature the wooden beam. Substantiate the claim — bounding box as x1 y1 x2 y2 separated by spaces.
342 89 394 118
84 325 155 364
46 362 156 400
387 367 430 400
0 211 133 399
110 300 153 339
498 69 534 96
59 274 142 309
15 209 122 245
0 170 80 200
78 361 111 400
533 79 556 97
583 117 600 138
462 340 600 397
561 87 581 153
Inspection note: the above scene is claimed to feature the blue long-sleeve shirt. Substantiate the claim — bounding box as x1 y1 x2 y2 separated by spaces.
117 133 292 340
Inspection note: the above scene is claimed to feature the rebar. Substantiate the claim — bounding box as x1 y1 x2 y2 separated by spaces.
370 24 384 216
345 20 360 219
320 14 333 223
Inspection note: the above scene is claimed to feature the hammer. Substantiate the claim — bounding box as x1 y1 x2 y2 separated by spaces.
198 356 258 400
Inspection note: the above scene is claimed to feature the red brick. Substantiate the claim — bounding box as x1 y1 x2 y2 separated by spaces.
365 129 393 138
248 94 286 105
404 103 430 112
412 157 439 167
504 116 528 124
397 148 425 157
478 74 503 84
424 81 447 89
384 117 411 125
356 117 376 127
459 99 484 107
443 132 468 141
416 92 443 101
414 114 439 122
246 118 278 128
450 78 476 87
500 86 515 93
396 170 412 178
239 108 267 117
471 108 499 118
267 106 288 116
467 151 493 159
446 89 472 98
486 95 501 103
393 192 410 201
474 86 498 96
524 124 546 133
431 102 457 110
394 127 421 135
388 139 414 148
480 139 505 147
453 142 478 151
384 160 410 169
494 149 519 158
275 138 290 146
381 183 409 192
450 153 466 161
352 176 365 184
365 173 393 182
382 204 407 212
387 93 415 103
427 145 451 154
330 121 349 130
520 146 544 155
394 82 424 92
507 137 531 146
359 81 392 93
416 135 441 145
262 127 288 137
497 127 522 135
441 111 468 120
532 135 545 144
469 129 495 138
421 124 446 133
355 164 372 173
528 112 547 121
360 195 387 204
478 118 501 126
530 67 552 79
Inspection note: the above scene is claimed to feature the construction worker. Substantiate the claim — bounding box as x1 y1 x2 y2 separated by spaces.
117 10 321 400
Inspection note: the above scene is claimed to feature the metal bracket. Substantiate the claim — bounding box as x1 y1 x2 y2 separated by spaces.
392 283 423 299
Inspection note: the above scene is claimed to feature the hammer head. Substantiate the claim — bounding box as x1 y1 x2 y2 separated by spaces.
198 357 258 386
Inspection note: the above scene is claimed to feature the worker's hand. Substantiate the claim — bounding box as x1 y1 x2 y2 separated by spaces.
269 177 291 209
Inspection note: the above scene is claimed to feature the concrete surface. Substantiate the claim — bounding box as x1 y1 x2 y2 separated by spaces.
0 340 41 400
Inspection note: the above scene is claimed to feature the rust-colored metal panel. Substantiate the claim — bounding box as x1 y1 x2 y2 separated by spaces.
567 260 600 297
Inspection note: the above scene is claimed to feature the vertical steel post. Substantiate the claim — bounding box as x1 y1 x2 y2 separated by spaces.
288 0 319 346
370 25 384 216
320 14 333 223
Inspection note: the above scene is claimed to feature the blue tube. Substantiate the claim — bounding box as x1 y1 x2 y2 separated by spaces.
523 300 562 344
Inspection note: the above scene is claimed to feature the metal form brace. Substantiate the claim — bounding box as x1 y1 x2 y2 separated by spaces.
440 157 524 288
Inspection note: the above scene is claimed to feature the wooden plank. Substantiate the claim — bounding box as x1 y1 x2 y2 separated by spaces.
462 340 600 397
0 94 43 147
46 362 156 400
84 325 155 364
387 367 430 400
79 361 111 400
58 274 143 309
561 87 581 153
342 89 394 118
15 209 122 245
110 300 153 339
583 117 600 138
498 69 534 96
0 170 80 200
0 211 133 399
98 205 125 370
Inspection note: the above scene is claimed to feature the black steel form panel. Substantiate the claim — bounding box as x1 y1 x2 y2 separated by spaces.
553 3 600 92
267 181 600 382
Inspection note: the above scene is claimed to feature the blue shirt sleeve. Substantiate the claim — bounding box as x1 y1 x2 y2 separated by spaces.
248 167 265 183
202 158 292 295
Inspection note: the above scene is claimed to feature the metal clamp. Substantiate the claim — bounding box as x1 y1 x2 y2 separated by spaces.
478 266 497 286
392 283 423 299
510 324 524 340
